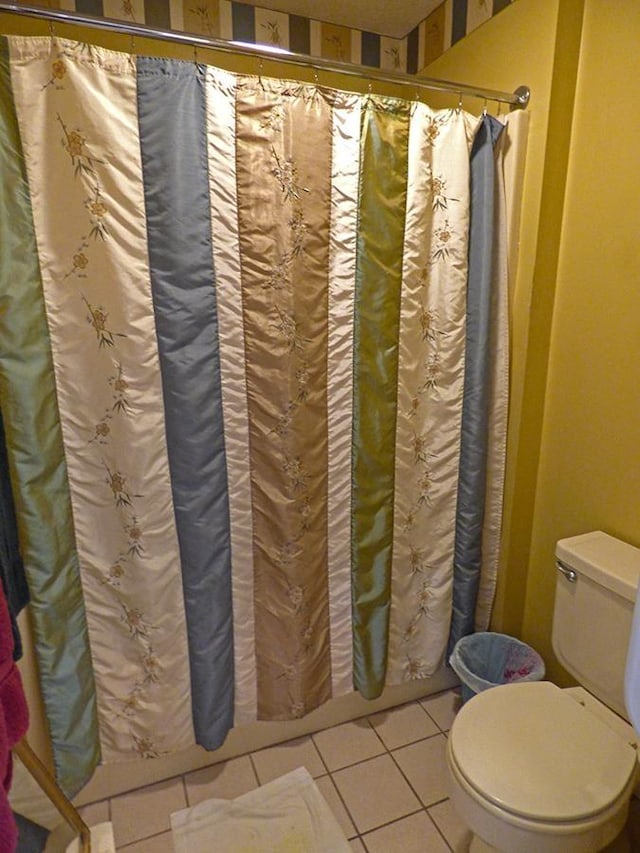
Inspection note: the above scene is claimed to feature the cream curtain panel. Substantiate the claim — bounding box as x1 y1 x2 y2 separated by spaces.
0 35 525 794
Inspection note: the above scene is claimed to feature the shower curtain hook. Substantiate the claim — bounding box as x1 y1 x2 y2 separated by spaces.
48 19 54 39
457 91 463 112
193 44 199 65
482 98 488 117
258 58 266 91
130 34 135 54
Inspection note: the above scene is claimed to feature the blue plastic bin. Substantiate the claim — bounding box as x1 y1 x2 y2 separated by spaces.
449 631 545 704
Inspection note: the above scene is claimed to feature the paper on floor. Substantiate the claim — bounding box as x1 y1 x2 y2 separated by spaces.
171 766 351 852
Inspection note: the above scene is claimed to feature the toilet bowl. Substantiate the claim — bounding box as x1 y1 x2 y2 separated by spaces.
447 681 638 853
445 532 640 853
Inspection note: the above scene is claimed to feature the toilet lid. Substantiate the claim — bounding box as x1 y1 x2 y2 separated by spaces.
449 681 637 822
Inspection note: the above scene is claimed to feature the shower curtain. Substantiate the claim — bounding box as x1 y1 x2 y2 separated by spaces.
0 34 522 795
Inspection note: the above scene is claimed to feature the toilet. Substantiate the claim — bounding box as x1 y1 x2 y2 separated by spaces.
446 531 640 852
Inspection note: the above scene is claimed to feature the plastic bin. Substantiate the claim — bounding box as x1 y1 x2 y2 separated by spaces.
449 631 545 704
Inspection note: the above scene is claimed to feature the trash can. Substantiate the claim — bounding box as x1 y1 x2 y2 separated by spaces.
449 631 545 704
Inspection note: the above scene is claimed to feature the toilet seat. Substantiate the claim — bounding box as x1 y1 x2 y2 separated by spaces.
448 681 637 824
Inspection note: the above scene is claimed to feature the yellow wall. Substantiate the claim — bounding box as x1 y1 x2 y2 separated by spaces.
523 0 640 681
429 0 640 682
424 0 578 635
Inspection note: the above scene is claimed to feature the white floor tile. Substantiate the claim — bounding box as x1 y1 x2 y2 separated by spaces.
251 735 326 784
368 701 439 750
117 829 174 852
361 810 450 853
332 754 421 834
78 799 110 826
184 755 259 805
429 798 474 852
420 688 461 731
110 777 186 848
314 774 357 840
89 695 471 851
312 718 384 771
392 734 449 806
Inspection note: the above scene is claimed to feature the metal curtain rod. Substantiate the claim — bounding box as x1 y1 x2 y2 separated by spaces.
0 2 530 108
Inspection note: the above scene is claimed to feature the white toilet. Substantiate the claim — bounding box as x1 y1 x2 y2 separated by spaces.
446 531 640 852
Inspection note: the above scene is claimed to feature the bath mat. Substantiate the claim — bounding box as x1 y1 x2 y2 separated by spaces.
171 767 351 852
64 822 116 853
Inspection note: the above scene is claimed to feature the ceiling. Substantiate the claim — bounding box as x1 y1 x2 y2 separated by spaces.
240 0 443 39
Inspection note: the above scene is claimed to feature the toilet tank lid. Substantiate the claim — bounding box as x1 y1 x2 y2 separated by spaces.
556 531 640 602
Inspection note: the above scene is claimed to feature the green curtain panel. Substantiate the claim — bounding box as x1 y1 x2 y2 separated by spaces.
0 34 516 793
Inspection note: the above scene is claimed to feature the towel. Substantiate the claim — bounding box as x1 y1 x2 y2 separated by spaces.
0 410 29 662
171 767 351 852
0 584 29 851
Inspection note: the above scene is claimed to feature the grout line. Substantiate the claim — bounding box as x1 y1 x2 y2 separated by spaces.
325 733 447 841
319 707 453 839
416 697 446 732
419 688 462 733
247 750 261 787
310 741 332 777
364 703 399 751
107 768 190 803
308 732 331 777
325 771 361 839
322 750 387 775
108 689 463 850
427 795 450 809
116 827 173 850
418 701 442 729
358 806 426 847
318 772 359 840
424 801 455 852
387 732 449 810
310 717 387 775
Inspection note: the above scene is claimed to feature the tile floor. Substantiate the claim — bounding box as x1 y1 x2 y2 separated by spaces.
74 688 473 852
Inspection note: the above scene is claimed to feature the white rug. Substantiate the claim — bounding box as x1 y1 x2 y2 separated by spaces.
171 767 351 852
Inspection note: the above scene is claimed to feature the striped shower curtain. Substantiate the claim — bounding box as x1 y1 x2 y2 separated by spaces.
0 35 521 795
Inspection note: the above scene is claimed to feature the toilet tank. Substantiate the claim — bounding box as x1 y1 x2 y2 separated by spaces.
552 531 640 720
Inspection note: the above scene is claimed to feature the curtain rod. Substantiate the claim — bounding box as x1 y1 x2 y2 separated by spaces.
0 2 530 108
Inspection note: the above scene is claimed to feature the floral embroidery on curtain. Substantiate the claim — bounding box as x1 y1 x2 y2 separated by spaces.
0 34 516 794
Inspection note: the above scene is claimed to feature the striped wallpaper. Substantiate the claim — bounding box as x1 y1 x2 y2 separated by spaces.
11 0 513 73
